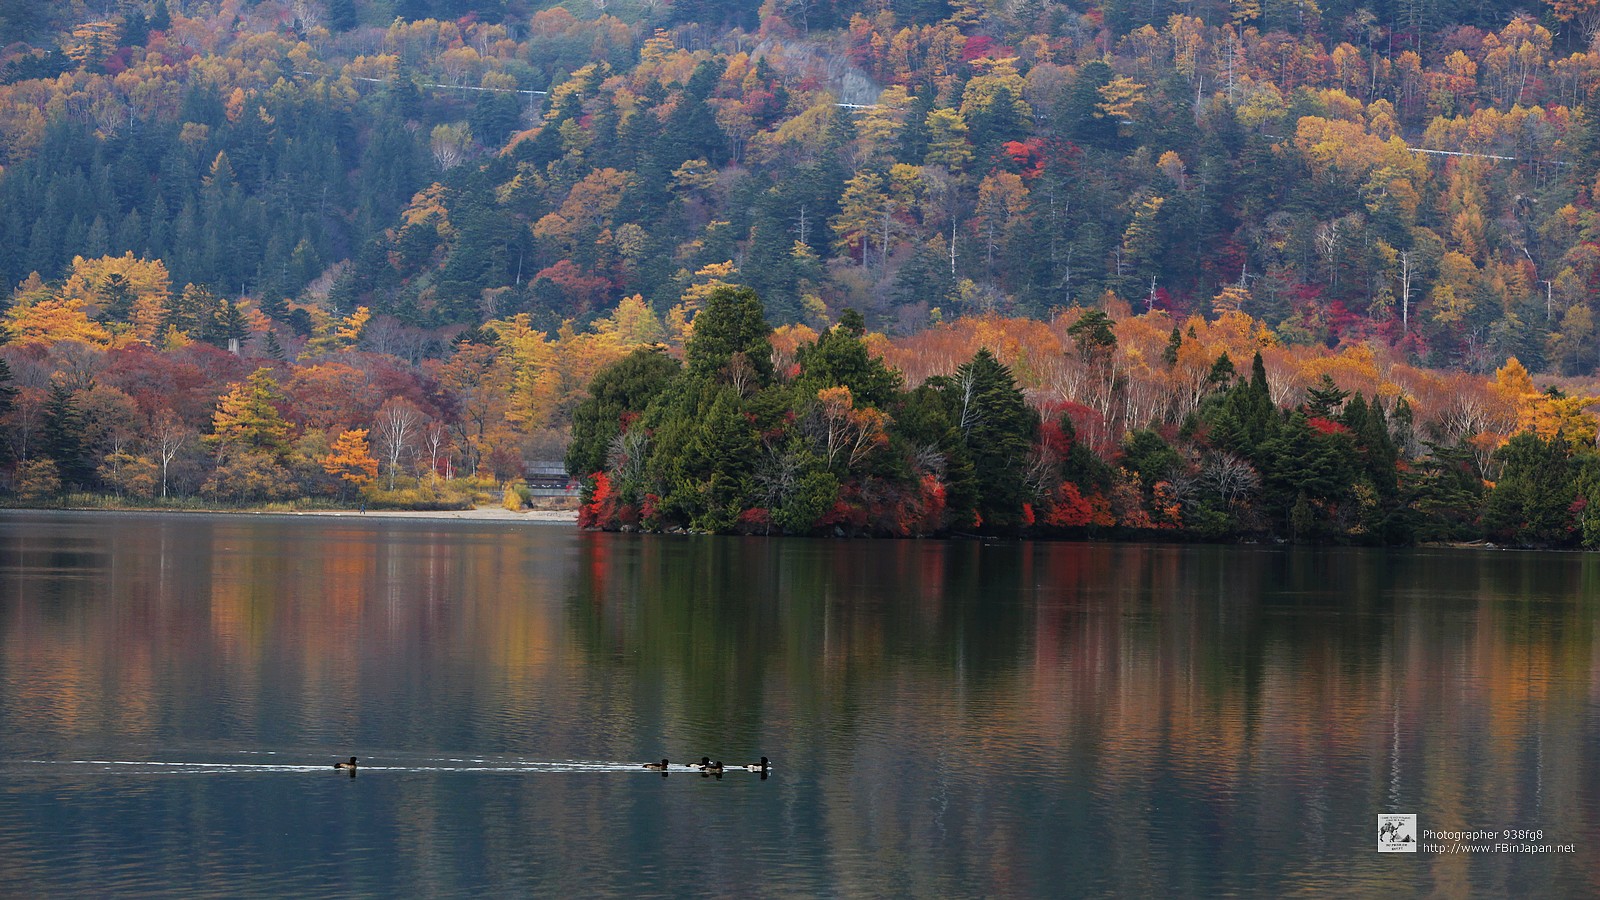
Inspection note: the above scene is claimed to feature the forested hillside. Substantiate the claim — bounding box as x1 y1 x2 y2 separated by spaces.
6 0 1600 543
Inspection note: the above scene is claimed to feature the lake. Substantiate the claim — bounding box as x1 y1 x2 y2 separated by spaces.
1 510 1597 897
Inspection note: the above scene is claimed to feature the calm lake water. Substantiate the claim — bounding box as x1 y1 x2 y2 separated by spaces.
2 510 1599 897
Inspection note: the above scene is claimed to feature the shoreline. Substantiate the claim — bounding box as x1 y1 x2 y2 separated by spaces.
0 508 1569 548
3 505 579 523
289 507 579 522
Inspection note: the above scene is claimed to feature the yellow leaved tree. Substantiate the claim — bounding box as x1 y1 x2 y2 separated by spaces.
4 274 112 347
302 306 370 357
592 294 664 346
57 253 172 343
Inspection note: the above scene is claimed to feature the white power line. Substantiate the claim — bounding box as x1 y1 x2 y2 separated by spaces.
294 70 547 96
1404 146 1516 161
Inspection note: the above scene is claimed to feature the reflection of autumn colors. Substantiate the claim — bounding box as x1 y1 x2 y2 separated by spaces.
573 536 1600 896
1 514 580 754
4 513 1600 895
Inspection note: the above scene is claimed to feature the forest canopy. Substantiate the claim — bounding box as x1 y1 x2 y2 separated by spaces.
6 0 1600 543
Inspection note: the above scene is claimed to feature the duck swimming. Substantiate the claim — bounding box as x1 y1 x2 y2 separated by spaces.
742 757 770 772
643 759 670 770
334 757 358 772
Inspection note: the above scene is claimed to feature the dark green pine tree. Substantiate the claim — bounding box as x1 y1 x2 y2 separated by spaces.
662 59 729 167
1407 442 1484 543
687 386 760 528
42 382 93 490
258 288 289 322
1067 309 1117 358
0 0 46 43
357 112 427 236
166 284 218 342
893 236 956 312
1483 432 1576 546
122 10 150 46
95 273 136 324
393 0 431 21
435 195 516 322
150 0 171 32
741 186 812 322
1568 89 1600 189
965 82 1030 162
941 348 1040 531
685 285 773 383
529 90 582 166
1206 351 1277 458
1342 394 1399 491
82 215 108 258
1255 410 1356 538
634 365 775 529
326 0 358 31
1339 392 1408 541
566 346 683 479
216 299 249 349
470 92 524 150
262 328 287 362
1162 327 1182 367
892 381 977 522
1058 61 1120 150
794 309 902 408
898 90 935 160
670 0 757 29
1207 351 1236 390
1121 428 1182 495
1303 374 1348 418
584 92 623 170
0 355 16 466
395 215 441 275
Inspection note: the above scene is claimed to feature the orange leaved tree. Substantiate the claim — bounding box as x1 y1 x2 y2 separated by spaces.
322 428 379 499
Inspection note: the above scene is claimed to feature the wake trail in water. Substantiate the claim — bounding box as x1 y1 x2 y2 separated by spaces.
8 757 675 775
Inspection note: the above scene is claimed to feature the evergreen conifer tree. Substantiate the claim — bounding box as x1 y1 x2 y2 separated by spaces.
263 328 286 362
96 273 136 324
566 346 682 478
1304 374 1348 418
795 309 901 408
685 285 773 383
326 0 358 31
42 381 92 489
0 355 15 466
942 348 1039 530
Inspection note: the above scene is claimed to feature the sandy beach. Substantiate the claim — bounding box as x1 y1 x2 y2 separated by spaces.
19 505 581 523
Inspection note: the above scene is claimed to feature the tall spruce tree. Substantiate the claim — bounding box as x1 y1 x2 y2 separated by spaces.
0 355 16 466
685 285 773 383
42 382 92 489
795 309 901 408
566 346 682 479
1483 432 1575 546
941 348 1039 530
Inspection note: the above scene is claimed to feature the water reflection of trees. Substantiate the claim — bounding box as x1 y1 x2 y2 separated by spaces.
5 515 1600 895
568 535 1600 895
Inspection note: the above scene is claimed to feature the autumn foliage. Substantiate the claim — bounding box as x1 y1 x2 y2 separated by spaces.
6 1 1600 541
